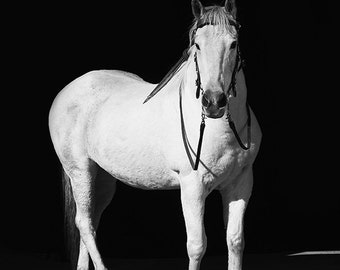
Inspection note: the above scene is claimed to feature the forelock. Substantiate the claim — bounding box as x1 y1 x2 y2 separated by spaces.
189 5 238 45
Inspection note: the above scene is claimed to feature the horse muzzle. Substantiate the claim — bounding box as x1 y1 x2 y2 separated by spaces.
201 90 227 119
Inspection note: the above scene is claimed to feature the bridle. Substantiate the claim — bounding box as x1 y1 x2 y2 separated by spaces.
193 42 241 99
144 19 251 171
192 21 242 99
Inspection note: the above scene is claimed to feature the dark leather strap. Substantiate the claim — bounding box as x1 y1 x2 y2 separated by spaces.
179 85 206 171
194 117 206 170
227 44 241 97
227 101 251 150
194 52 203 99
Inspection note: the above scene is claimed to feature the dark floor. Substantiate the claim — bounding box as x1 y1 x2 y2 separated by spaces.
1 251 339 270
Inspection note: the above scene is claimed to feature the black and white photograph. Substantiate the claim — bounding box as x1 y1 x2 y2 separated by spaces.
1 0 339 269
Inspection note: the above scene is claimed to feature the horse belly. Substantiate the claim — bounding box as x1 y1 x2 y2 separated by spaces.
94 148 180 190
88 119 181 190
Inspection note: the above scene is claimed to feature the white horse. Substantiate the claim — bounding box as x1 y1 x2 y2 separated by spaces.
48 0 261 269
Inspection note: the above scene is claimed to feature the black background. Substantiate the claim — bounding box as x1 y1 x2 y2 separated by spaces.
2 0 339 261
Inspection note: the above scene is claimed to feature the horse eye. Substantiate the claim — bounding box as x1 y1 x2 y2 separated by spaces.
230 41 237 50
195 43 200 50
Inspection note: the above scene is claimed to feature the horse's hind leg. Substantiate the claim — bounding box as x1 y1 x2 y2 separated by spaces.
65 159 108 270
93 168 117 230
78 169 116 270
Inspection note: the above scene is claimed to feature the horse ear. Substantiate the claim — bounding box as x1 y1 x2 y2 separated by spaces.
224 0 237 19
191 0 204 19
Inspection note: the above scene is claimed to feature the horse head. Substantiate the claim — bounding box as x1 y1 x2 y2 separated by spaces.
189 0 241 119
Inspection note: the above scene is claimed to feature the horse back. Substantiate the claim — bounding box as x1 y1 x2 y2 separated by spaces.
48 70 153 165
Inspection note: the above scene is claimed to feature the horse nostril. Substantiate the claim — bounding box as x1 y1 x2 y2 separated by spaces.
202 94 210 107
202 92 226 108
217 94 227 108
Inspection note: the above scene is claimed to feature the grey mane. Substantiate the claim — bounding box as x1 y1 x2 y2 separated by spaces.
189 5 238 46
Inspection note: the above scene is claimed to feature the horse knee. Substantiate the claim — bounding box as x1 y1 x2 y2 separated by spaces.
227 233 244 253
75 214 95 236
187 239 207 261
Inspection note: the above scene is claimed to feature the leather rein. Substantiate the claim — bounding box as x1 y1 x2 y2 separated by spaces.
144 21 251 170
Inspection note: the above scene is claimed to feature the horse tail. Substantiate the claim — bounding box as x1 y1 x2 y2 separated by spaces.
61 168 79 270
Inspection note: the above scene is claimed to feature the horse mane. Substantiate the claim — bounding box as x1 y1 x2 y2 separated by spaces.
145 5 239 102
189 5 237 45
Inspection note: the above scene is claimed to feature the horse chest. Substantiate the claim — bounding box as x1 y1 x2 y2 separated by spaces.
199 142 253 190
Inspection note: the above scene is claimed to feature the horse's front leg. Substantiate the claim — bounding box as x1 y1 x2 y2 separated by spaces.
220 166 253 270
180 171 207 270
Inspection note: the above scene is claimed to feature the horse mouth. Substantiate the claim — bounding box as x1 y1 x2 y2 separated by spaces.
203 108 225 119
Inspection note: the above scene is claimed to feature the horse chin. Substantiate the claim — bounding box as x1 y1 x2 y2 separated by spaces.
204 108 225 119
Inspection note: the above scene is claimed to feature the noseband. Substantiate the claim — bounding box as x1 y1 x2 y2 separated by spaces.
144 19 251 171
